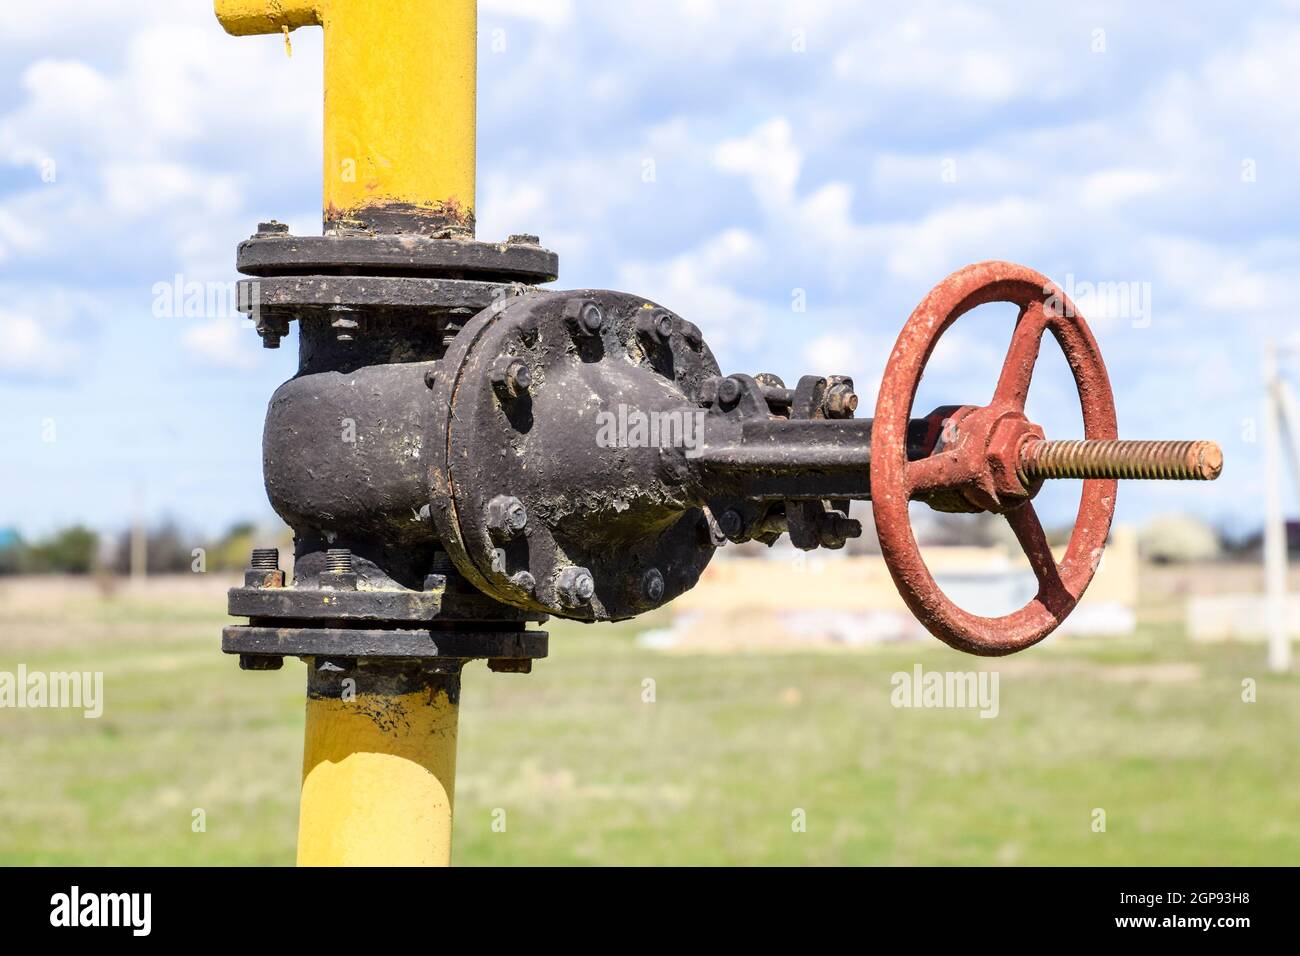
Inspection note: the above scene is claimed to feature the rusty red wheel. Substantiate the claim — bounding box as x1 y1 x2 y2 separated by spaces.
871 260 1119 656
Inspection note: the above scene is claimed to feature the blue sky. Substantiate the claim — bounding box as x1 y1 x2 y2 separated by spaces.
0 0 1293 539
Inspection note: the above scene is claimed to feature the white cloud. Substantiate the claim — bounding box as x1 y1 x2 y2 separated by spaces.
0 309 80 379
182 316 261 371
618 228 769 353
713 117 802 207
481 0 573 27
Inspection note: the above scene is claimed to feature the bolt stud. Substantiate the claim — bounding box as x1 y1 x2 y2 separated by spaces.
250 548 280 570
1019 439 1223 482
325 548 354 573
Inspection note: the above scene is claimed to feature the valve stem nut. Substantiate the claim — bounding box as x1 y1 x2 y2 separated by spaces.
490 357 532 399
556 566 596 607
563 299 605 337
486 494 528 539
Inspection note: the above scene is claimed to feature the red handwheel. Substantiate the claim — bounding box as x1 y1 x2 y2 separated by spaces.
870 260 1119 655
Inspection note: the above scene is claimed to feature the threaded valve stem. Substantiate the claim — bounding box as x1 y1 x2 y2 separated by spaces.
1020 439 1222 482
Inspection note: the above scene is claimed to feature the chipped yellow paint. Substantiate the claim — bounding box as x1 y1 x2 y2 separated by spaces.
297 686 459 866
215 0 477 231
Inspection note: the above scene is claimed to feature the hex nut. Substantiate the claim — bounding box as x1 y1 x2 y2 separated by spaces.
824 383 859 419
486 494 528 538
563 299 604 336
490 357 532 398
557 566 596 606
636 310 675 345
510 570 537 595
716 376 743 407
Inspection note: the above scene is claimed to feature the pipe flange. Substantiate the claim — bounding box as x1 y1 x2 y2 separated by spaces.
429 290 721 621
237 229 559 283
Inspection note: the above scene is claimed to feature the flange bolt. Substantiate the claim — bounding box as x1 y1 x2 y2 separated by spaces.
557 566 596 607
717 376 743 408
636 310 675 345
490 358 532 399
564 300 605 336
641 567 665 603
486 495 528 538
718 508 744 539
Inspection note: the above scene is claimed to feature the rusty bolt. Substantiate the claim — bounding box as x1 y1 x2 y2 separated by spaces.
564 300 604 336
510 570 536 595
641 567 665 603
717 376 743 408
486 494 528 539
679 320 703 347
557 566 596 606
824 383 859 419
244 547 285 588
506 233 540 246
636 310 675 345
818 512 862 549
490 357 532 399
256 221 290 236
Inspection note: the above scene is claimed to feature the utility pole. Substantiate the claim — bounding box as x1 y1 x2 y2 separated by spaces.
130 482 147 582
1263 341 1293 673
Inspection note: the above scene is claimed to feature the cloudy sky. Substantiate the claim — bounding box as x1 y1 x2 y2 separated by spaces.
0 0 1294 539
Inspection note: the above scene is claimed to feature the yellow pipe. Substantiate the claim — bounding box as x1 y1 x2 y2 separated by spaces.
215 0 477 235
297 665 460 867
215 0 479 867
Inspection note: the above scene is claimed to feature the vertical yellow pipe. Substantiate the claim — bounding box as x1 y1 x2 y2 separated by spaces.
215 0 478 235
298 664 461 867
214 0 479 866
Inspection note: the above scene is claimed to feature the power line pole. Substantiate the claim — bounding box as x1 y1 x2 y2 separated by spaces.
1263 341 1292 672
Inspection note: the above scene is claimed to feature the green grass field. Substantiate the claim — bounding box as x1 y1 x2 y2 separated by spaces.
1 578 1296 865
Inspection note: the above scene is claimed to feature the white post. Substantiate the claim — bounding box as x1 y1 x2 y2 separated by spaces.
1263 342 1291 672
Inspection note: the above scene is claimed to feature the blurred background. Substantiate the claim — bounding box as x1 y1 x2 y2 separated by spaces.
1 0 1298 864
